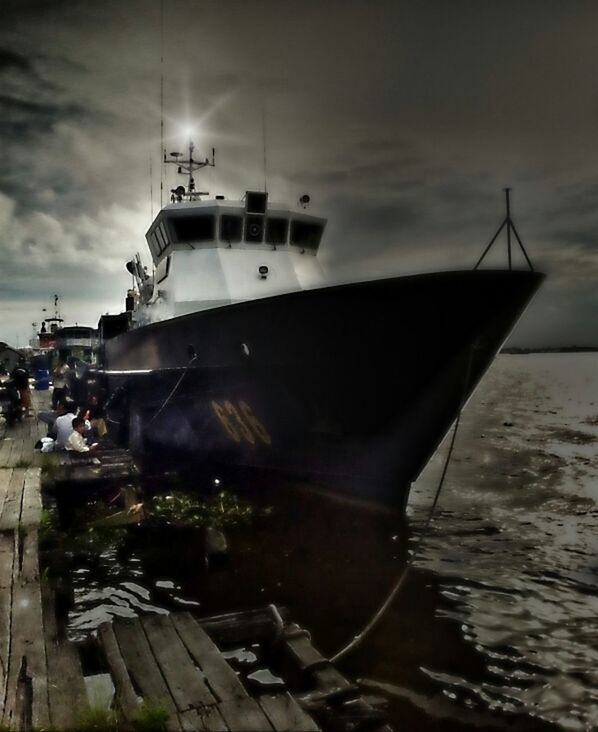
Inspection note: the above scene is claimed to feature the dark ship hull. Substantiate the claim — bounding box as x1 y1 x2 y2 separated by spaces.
100 269 543 509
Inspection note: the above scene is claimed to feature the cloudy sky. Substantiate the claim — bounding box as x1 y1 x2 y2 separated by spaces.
1 0 597 347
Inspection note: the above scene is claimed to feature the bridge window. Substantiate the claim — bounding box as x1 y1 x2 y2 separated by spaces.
149 232 160 257
156 255 171 283
170 215 216 243
220 215 243 243
290 220 323 250
245 215 264 243
158 222 169 248
155 224 168 253
266 217 288 245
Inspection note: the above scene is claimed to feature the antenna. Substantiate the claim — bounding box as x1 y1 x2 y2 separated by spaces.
261 98 268 193
149 153 154 220
159 0 164 208
474 189 534 271
164 139 215 201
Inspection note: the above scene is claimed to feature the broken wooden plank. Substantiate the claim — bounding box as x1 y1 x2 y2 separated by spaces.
141 614 217 711
112 617 181 730
258 692 320 732
2 527 49 731
42 587 88 730
218 697 274 732
98 622 140 723
172 613 247 702
0 469 25 531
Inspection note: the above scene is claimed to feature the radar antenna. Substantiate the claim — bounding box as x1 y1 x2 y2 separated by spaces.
164 139 215 202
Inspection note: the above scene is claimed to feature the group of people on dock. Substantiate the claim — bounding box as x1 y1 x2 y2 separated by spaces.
39 396 108 453
2 355 110 453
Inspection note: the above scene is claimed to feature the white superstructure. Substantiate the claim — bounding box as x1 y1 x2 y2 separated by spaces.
126 142 327 326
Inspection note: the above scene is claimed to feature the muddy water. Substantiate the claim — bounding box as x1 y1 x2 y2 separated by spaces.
51 354 598 731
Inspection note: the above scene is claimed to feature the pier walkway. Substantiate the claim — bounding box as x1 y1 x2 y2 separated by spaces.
0 391 89 730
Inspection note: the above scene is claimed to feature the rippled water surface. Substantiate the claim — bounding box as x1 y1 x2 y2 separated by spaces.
51 353 598 731
407 353 598 730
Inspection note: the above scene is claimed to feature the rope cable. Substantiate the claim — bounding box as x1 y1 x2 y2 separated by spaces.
146 354 197 427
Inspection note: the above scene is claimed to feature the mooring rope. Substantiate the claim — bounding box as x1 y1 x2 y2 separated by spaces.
330 344 476 664
146 353 197 427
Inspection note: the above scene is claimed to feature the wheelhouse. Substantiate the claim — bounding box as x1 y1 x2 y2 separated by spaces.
146 196 326 265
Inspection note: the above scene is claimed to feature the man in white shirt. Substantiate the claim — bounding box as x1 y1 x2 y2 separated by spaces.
54 400 77 450
66 417 98 453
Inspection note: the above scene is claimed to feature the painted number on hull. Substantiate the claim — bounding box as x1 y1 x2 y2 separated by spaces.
211 400 272 446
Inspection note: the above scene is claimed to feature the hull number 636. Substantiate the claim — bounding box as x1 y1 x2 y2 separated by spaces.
211 400 272 445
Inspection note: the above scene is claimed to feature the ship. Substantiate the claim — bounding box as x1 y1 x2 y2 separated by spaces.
92 140 544 510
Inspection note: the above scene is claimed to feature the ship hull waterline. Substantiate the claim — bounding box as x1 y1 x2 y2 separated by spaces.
100 269 544 509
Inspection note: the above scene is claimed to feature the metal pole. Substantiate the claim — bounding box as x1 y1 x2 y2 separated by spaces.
505 188 512 270
511 225 535 271
474 219 507 270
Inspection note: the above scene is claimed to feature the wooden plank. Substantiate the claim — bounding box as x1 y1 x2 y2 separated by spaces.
98 622 140 723
7 436 24 469
283 625 328 673
0 531 16 713
258 693 320 732
42 587 88 730
0 439 14 470
21 528 40 583
20 469 42 528
141 614 216 711
19 431 34 468
311 665 354 693
180 705 228 732
2 528 49 730
218 698 274 732
172 613 247 702
0 469 25 531
199 606 288 646
0 470 12 518
112 617 181 730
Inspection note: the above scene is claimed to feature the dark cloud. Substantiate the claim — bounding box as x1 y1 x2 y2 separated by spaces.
0 48 32 72
0 0 597 346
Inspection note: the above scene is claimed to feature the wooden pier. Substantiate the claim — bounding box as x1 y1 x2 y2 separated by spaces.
100 612 319 732
0 393 391 731
0 393 90 730
99 608 390 732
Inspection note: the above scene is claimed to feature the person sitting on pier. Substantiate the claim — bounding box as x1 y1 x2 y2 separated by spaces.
54 399 77 450
80 395 108 440
66 416 98 453
37 401 62 437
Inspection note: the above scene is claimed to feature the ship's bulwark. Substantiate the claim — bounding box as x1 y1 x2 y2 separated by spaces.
102 270 544 508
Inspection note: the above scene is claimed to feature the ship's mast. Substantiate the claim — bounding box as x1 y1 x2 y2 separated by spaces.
164 139 215 202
